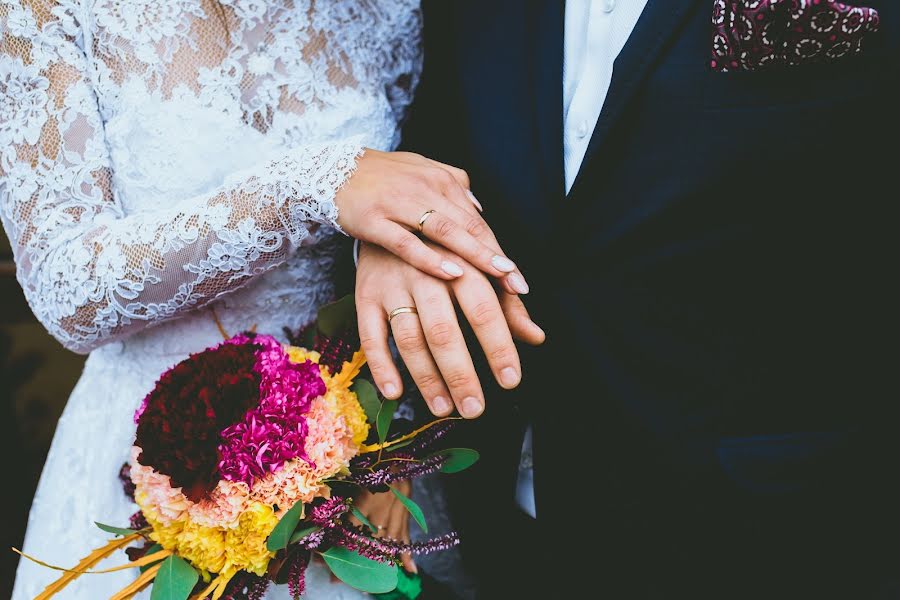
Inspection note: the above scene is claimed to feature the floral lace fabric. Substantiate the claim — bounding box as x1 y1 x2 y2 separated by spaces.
1 2 462 599
0 0 421 353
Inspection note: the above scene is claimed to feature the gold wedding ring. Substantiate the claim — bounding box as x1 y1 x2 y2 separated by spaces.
388 306 418 322
417 209 436 233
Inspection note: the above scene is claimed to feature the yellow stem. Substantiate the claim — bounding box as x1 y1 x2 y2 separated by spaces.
20 533 143 600
109 561 163 600
210 306 230 340
359 417 459 454
12 547 170 575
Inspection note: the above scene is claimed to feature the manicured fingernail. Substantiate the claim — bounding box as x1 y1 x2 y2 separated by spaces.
531 321 545 337
462 396 483 417
491 255 516 272
466 190 484 212
507 273 529 294
441 260 464 277
500 367 520 388
409 560 419 574
432 396 451 415
383 382 398 398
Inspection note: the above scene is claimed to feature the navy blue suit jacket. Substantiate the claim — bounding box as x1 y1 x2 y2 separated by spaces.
402 1 898 596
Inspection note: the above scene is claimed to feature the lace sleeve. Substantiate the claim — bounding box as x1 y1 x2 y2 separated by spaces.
0 7 363 354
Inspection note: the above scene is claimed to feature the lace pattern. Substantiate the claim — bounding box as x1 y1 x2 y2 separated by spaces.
0 0 421 353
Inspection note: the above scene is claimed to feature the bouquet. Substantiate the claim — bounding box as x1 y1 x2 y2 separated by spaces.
17 298 477 600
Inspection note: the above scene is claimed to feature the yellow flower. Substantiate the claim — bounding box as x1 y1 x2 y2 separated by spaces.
286 346 321 366
325 386 369 447
139 493 277 577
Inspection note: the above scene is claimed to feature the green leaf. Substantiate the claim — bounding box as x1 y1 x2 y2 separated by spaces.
433 448 480 474
94 522 143 537
266 501 305 552
321 547 399 593
351 506 378 534
376 400 399 444
317 295 356 337
352 379 381 424
390 487 427 534
289 525 322 546
149 556 198 600
140 544 164 573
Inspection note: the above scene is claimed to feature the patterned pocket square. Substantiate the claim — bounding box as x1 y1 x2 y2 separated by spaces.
711 0 880 72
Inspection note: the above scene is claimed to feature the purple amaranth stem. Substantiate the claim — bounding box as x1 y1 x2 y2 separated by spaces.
399 420 457 456
308 496 350 527
129 511 149 531
409 532 461 555
119 463 136 501
352 454 447 488
333 525 461 561
287 550 310 599
220 572 270 600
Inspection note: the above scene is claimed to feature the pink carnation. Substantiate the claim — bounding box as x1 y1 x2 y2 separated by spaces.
217 335 326 487
129 447 191 524
249 396 359 512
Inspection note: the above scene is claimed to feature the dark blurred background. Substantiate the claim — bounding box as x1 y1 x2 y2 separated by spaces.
1 230 86 596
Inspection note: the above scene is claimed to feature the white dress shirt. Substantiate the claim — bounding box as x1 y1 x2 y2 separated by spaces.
515 0 649 518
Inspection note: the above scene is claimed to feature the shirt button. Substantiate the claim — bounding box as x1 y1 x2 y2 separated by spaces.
602 0 616 12
574 120 590 139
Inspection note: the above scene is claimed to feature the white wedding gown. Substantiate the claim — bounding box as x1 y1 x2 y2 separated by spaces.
0 1 459 598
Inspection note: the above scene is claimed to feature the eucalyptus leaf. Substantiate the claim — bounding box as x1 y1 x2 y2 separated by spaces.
317 295 356 337
376 400 399 444
289 525 322 546
321 547 399 593
266 501 304 552
351 506 378 534
352 379 381 424
433 448 480 474
390 487 427 534
149 556 198 600
94 522 143 537
140 544 164 573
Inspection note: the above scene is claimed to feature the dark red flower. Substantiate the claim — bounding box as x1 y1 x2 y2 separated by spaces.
134 342 261 501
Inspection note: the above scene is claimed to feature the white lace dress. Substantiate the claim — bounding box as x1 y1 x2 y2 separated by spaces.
0 1 430 598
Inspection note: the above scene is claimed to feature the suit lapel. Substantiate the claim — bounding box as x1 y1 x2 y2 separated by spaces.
528 0 566 201
567 0 704 198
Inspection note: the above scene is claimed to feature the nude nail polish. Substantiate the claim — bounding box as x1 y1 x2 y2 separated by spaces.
500 367 520 388
441 261 464 277
462 397 483 417
466 190 484 212
383 382 398 398
491 255 516 272
507 273 529 294
432 396 451 415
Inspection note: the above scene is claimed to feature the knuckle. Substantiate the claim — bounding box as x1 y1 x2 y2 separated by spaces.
470 300 500 327
434 217 456 240
426 321 457 347
393 326 426 353
464 216 489 238
455 167 471 187
415 372 442 390
489 345 515 363
444 370 473 389
393 233 417 255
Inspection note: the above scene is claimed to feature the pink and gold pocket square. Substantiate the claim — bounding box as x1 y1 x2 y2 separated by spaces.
711 0 880 72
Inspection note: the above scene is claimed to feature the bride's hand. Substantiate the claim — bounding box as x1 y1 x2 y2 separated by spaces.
352 482 417 574
335 150 529 296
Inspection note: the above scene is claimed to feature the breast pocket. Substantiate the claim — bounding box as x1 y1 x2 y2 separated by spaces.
702 54 885 111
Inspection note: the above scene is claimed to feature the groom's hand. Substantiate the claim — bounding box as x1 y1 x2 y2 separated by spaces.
356 242 545 419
